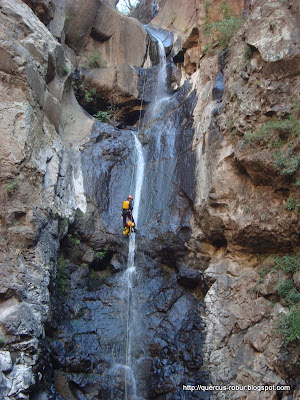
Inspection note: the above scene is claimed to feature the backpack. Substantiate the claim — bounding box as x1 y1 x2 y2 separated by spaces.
122 200 130 217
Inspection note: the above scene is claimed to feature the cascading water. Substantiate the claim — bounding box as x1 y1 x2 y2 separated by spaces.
47 24 209 400
124 132 145 400
145 28 170 119
121 31 168 399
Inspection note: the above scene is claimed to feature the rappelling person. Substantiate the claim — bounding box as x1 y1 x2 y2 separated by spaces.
122 195 137 235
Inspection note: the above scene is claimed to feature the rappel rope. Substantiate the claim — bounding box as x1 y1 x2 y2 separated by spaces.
125 69 147 400
128 70 147 195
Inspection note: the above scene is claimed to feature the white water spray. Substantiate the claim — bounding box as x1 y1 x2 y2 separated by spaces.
124 132 145 400
147 30 169 118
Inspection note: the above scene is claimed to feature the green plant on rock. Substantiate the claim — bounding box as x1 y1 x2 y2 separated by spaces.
6 178 19 194
284 197 300 213
96 248 108 260
67 233 80 246
277 279 300 307
203 0 212 15
90 270 95 280
277 307 300 344
57 255 68 294
273 145 300 176
63 65 69 75
244 115 299 146
93 110 114 122
94 105 118 122
204 5 241 52
0 337 4 347
244 45 253 61
274 253 300 274
85 51 107 69
84 88 97 103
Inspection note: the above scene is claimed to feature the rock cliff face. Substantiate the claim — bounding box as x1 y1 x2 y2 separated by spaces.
0 0 299 399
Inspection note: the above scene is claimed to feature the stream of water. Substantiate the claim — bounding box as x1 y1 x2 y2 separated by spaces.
122 30 167 400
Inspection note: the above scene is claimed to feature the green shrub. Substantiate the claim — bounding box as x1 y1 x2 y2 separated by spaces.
6 178 19 194
203 1 241 53
84 88 97 103
0 337 4 347
244 45 253 61
277 279 300 307
277 307 300 344
85 51 107 69
57 255 68 294
284 198 300 212
90 270 95 280
259 266 272 279
96 248 108 259
67 234 80 246
274 253 300 274
206 16 241 50
244 115 299 146
273 148 300 175
63 65 69 75
94 109 114 122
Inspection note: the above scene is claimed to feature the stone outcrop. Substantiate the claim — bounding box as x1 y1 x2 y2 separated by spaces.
0 0 299 398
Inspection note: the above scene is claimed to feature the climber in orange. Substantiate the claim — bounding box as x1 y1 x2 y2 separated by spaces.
122 195 137 235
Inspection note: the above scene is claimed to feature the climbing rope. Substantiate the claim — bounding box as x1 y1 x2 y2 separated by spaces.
124 68 147 400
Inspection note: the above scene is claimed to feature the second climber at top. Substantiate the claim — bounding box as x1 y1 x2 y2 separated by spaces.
122 195 137 233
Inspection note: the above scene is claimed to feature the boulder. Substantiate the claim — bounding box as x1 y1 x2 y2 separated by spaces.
22 0 55 25
246 0 300 63
91 2 148 67
177 266 203 288
64 0 100 51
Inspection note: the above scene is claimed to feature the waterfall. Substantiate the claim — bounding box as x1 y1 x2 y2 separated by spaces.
122 30 168 399
154 35 168 103
127 133 145 269
124 132 145 400
145 28 169 119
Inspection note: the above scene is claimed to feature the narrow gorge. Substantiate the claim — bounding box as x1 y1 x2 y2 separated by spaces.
0 1 299 400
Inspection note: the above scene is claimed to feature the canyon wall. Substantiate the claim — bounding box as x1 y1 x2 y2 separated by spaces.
0 0 299 399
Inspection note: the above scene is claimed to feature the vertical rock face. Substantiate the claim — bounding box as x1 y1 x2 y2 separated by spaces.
0 0 300 399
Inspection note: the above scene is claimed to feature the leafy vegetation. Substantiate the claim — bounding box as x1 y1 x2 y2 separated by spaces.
90 270 95 280
0 337 4 347
254 253 300 345
6 178 19 194
84 88 97 103
203 1 241 53
67 234 80 246
284 197 300 212
277 307 300 344
57 255 68 294
94 110 114 122
83 51 107 69
274 253 300 274
277 279 300 307
273 145 300 176
244 115 299 145
94 105 119 122
243 113 300 176
244 45 253 61
63 65 69 75
96 248 108 259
